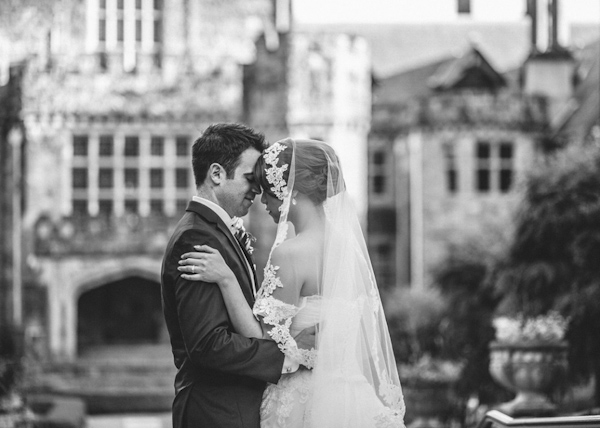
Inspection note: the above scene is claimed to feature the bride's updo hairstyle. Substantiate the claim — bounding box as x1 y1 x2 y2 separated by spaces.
254 138 343 205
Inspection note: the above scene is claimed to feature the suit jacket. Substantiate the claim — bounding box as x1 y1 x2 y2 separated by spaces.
161 201 285 428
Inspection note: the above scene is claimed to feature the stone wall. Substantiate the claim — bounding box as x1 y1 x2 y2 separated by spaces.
370 90 548 288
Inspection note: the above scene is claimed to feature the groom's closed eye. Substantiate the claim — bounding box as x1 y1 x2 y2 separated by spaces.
245 173 259 189
244 173 254 183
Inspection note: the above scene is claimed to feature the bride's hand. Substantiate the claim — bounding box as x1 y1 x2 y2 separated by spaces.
178 245 236 286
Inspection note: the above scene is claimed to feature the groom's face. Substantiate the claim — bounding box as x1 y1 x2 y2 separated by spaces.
220 148 261 218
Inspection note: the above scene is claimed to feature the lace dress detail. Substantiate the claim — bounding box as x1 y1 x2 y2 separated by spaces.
261 369 314 428
253 262 317 369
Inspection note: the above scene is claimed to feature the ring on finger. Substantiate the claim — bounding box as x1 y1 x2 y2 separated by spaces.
192 265 196 273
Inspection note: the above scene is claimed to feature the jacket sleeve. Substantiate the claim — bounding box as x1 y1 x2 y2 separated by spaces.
169 228 284 384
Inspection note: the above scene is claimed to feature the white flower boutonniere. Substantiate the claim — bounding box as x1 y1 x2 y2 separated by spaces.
231 217 256 255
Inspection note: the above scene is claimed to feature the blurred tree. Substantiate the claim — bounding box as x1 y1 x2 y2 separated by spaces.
495 142 600 406
384 287 447 365
0 0 59 41
432 239 509 405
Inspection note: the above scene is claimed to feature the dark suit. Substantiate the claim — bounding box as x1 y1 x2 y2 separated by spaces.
161 201 284 428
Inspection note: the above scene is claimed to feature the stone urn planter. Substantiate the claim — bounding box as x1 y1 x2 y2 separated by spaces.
489 340 568 417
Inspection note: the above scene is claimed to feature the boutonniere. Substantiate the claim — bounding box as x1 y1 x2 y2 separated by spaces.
231 217 257 255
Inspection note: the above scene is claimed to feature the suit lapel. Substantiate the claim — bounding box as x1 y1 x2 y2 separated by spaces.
186 201 255 303
237 239 258 296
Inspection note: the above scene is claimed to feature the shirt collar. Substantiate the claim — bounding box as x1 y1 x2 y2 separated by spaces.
192 196 236 232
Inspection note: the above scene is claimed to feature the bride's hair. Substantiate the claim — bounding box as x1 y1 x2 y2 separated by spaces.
254 139 343 205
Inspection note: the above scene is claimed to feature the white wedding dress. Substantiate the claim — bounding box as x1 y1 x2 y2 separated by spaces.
259 295 319 427
255 292 403 428
253 139 405 428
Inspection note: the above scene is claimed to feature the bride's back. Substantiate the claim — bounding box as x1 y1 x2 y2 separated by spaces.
280 230 323 298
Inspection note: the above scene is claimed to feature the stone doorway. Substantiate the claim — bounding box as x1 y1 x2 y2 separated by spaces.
77 276 166 355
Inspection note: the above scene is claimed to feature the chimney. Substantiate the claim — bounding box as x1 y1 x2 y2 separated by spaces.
523 0 575 124
275 0 292 33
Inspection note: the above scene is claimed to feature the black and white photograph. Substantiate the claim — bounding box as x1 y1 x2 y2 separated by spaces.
1 0 599 427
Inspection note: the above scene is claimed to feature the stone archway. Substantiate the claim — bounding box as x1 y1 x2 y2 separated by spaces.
77 276 166 355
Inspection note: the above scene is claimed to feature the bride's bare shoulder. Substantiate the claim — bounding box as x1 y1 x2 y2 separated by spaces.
272 235 317 260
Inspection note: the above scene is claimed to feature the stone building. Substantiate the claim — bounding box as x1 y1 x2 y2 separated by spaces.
365 0 599 289
0 0 370 408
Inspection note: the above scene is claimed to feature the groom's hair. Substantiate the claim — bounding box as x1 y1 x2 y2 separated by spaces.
192 123 267 187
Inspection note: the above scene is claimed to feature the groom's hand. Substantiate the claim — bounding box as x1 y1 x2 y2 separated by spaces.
294 325 316 350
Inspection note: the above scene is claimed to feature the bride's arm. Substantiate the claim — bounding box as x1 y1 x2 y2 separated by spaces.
179 245 264 339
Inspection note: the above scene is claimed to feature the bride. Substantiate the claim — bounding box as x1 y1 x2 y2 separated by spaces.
178 138 405 427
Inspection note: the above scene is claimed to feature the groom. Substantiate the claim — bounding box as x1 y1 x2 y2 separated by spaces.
161 123 313 428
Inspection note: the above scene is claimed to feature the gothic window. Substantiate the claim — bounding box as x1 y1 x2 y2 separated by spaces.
124 199 138 213
92 0 164 70
73 135 88 157
99 0 107 43
72 199 88 217
176 168 188 188
475 140 515 193
124 168 139 188
99 135 114 156
150 199 163 214
151 136 164 156
150 168 164 188
70 130 190 219
176 136 190 157
153 51 162 68
72 168 88 189
443 142 458 193
99 168 114 189
136 19 142 42
370 149 388 196
499 142 514 192
98 199 113 217
476 141 491 192
124 136 139 157
370 239 395 289
153 18 162 43
98 52 108 71
458 0 471 14
99 18 106 42
117 19 125 42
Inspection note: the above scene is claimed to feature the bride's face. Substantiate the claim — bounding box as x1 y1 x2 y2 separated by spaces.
261 191 283 223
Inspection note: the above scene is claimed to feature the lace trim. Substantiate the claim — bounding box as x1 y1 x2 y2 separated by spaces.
253 261 317 369
379 381 405 415
375 409 406 428
261 370 313 427
264 142 289 200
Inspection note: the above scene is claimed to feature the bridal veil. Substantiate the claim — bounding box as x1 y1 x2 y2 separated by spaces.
261 138 405 427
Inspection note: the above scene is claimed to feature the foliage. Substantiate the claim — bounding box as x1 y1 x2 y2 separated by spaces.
494 142 600 405
431 240 509 404
383 287 447 365
0 324 22 399
398 355 462 385
492 311 569 343
0 0 59 42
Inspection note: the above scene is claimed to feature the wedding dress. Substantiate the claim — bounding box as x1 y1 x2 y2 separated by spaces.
253 139 406 428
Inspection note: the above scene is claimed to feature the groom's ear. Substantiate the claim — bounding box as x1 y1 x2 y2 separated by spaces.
208 163 226 185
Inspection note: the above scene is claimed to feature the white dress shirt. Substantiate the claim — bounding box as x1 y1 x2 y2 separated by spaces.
192 196 256 294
